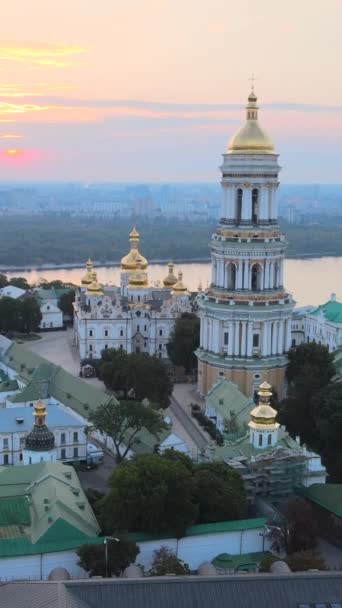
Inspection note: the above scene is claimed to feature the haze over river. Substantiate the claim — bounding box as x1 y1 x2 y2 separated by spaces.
6 257 342 307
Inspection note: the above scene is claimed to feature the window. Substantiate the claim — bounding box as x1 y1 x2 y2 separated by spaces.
137 295 140 302
61 432 66 444
291 338 296 347
89 330 93 337
144 325 147 332
236 188 243 223
50 322 53 328
120 344 123 350
19 453 23 461
258 434 263 447
73 432 78 442
104 344 108 350
137 324 140 332
144 342 147 347
3 454 9 465
159 344 162 350
73 447 78 458
120 329 124 336
29 457 32 464
268 433 272 446
61 448 66 460
47 305 50 310
89 344 93 351
226 263 236 290
253 334 259 347
252 188 259 223
224 332 228 346
3 438 8 449
105 329 108 337
20 437 25 448
159 329 163 336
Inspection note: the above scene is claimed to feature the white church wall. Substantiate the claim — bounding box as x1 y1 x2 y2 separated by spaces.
0 550 89 581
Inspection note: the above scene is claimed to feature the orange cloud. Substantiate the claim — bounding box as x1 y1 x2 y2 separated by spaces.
0 102 59 114
0 134 23 139
0 44 86 67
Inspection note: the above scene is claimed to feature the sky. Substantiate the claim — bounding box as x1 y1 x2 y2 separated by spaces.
0 0 341 182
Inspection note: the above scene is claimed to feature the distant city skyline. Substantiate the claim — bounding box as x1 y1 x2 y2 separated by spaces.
0 0 340 182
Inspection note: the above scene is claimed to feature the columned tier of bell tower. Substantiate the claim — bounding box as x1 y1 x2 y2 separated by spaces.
196 89 294 399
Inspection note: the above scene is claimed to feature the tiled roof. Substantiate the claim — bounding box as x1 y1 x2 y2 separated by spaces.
206 379 253 424
3 574 342 608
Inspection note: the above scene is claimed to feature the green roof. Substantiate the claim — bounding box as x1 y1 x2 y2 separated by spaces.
0 462 100 556
311 299 342 324
0 496 30 526
0 378 18 392
302 483 342 517
212 551 269 569
206 379 253 428
129 517 267 543
209 427 302 461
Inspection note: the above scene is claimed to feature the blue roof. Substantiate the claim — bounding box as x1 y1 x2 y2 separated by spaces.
0 405 82 433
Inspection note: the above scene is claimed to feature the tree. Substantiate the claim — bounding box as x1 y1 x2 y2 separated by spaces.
286 550 326 572
77 537 139 577
286 499 317 554
0 273 8 288
58 289 75 317
19 297 42 333
311 383 342 481
0 297 19 333
89 400 167 462
103 453 197 536
148 546 190 576
279 343 335 446
98 349 173 409
192 462 247 523
10 277 30 290
167 312 200 373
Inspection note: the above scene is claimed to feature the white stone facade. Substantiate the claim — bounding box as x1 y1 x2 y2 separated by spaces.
39 301 63 330
291 296 342 352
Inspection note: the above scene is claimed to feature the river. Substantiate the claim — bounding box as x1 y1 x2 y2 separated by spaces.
6 257 342 307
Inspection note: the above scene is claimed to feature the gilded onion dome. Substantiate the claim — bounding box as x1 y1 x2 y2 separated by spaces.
171 271 189 296
81 258 93 286
86 270 103 296
248 381 280 431
25 399 55 452
163 261 178 287
128 259 149 289
121 227 148 272
228 90 274 154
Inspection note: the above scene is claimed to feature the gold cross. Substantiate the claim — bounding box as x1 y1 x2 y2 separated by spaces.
249 73 256 90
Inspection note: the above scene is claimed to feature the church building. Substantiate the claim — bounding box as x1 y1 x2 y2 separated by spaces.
73 228 192 360
196 89 294 399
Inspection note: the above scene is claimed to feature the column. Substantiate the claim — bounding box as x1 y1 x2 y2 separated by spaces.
211 258 216 286
272 321 278 355
268 261 273 290
243 260 249 289
259 187 268 221
279 260 284 287
247 322 253 357
278 320 285 354
262 321 269 356
234 322 240 356
214 320 220 353
228 321 234 356
268 322 273 354
241 321 247 357
237 261 243 289
264 260 269 289
227 186 234 219
285 318 292 351
275 263 280 288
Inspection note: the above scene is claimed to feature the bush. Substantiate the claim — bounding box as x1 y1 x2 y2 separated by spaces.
286 550 326 572
148 546 190 576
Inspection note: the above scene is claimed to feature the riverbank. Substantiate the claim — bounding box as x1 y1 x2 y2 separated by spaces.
2 252 342 274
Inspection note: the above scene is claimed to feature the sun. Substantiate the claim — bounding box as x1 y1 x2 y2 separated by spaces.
6 149 19 156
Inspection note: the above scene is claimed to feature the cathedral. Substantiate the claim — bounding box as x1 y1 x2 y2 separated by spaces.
196 88 294 399
73 228 191 360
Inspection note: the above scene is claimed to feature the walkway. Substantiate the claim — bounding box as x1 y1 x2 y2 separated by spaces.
171 383 209 450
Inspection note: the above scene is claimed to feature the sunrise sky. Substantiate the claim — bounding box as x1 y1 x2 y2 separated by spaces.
0 0 341 182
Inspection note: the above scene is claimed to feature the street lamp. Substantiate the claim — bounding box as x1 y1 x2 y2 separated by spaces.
104 536 119 578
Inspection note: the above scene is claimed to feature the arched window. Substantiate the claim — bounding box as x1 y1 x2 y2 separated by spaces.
226 262 236 290
252 188 259 223
251 264 262 290
267 433 272 446
258 434 263 447
236 189 243 223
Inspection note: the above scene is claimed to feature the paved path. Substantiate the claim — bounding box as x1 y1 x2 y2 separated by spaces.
78 449 117 494
170 396 208 450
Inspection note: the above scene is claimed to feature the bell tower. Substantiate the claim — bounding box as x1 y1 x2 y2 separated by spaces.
196 89 294 398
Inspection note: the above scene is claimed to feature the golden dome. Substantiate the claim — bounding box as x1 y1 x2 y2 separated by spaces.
248 381 279 430
128 259 149 289
228 90 274 154
163 261 178 287
171 271 189 296
121 227 148 271
34 398 46 417
86 270 103 296
81 258 93 286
